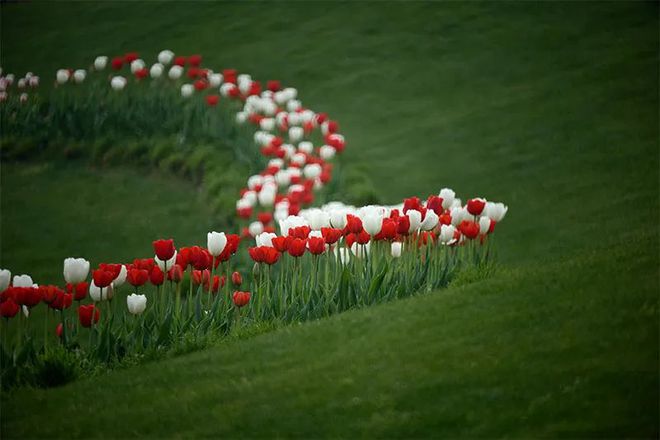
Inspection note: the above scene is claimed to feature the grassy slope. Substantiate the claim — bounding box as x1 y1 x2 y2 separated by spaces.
0 1 658 437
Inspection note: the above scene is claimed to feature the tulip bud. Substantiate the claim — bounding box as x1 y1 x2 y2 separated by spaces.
207 231 228 257
56 69 69 84
391 242 402 258
63 257 90 285
0 269 10 292
94 56 108 71
150 63 164 78
126 293 147 315
110 76 127 91
181 83 194 98
72 69 86 84
232 271 242 286
168 65 183 80
13 274 33 288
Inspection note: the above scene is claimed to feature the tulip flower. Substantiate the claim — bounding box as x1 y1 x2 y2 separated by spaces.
0 298 19 318
153 239 176 261
0 269 10 292
56 69 69 84
307 236 326 255
321 227 342 245
150 266 165 286
232 291 251 308
78 304 100 328
72 69 86 83
94 56 108 71
467 198 486 216
158 49 174 65
207 231 227 257
126 294 147 315
89 281 113 302
406 210 422 233
150 63 164 78
479 216 491 235
111 57 123 70
485 202 508 222
391 242 402 258
66 282 89 301
168 264 184 283
49 291 73 310
181 83 194 97
13 274 33 288
458 220 480 239
439 188 455 210
420 210 439 231
362 211 383 236
345 214 363 234
232 271 243 286
168 65 183 80
92 268 114 288
63 257 90 284
287 238 306 257
155 251 177 272
110 76 127 91
126 268 149 288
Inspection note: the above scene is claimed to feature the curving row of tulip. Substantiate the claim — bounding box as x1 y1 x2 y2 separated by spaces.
0 51 507 389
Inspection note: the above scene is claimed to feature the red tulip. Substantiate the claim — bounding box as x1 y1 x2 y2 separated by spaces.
127 268 149 287
467 199 486 216
150 266 164 286
99 263 122 280
173 56 186 66
376 218 397 241
153 239 176 261
49 291 73 310
67 281 89 301
168 264 184 283
237 206 252 219
0 298 19 318
403 197 422 213
258 212 273 225
346 214 363 234
439 213 452 225
205 95 219 106
232 291 251 308
92 268 115 288
135 68 148 80
396 216 410 235
232 271 242 286
111 57 123 70
262 247 280 265
188 54 202 67
426 195 444 215
267 80 281 92
272 236 289 252
307 237 326 255
204 275 222 294
132 258 155 272
192 270 204 286
56 323 63 338
190 246 211 270
356 230 370 245
459 220 480 239
124 52 139 63
248 247 264 263
287 238 306 257
288 225 311 240
78 304 100 328
321 227 342 245
194 79 207 91
15 287 42 308
40 285 59 304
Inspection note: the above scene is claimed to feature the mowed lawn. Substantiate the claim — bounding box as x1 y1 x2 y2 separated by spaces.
1 1 658 438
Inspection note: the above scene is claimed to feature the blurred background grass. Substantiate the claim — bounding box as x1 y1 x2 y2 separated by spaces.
0 1 657 438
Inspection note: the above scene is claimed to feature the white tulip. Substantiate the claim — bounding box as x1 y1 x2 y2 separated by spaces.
439 188 456 210
319 145 336 160
249 221 264 237
168 65 183 80
94 56 108 71
72 69 86 84
420 210 439 231
260 118 275 131
439 224 456 244
258 188 276 207
362 211 383 236
208 73 223 87
207 231 228 256
19 93 27 103
158 49 174 65
89 281 113 302
63 257 90 284
5 74 14 84
391 242 402 258
155 251 177 271
110 76 126 91
298 141 313 154
28 76 39 87
17 78 26 88
113 265 127 287
220 83 236 97
351 241 370 258
236 111 248 124
307 209 330 230
13 274 33 288
127 294 147 315
0 269 10 292
289 126 303 142
56 69 69 84
478 216 490 235
256 232 277 247
407 210 422 233
485 202 508 222
181 84 194 98
330 210 348 229
287 99 302 112
450 206 465 226
150 63 164 78
303 164 322 180
130 59 145 74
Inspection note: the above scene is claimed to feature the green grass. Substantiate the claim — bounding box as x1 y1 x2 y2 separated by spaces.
0 1 658 437
0 160 216 283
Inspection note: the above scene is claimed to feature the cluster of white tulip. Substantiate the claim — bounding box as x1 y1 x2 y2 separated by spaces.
0 68 39 103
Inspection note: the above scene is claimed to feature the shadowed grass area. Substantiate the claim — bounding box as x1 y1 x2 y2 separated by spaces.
0 1 657 437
